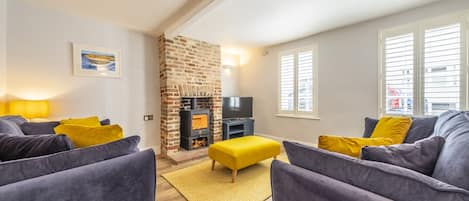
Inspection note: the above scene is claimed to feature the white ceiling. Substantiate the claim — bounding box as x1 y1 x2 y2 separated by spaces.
21 0 442 48
20 0 190 34
180 0 441 48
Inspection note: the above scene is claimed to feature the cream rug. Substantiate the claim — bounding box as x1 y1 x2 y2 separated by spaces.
162 154 288 201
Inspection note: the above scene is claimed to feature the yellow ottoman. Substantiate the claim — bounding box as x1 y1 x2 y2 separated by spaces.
208 136 281 182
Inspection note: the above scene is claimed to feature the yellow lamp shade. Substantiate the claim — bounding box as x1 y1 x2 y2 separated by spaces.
0 101 6 115
9 100 50 119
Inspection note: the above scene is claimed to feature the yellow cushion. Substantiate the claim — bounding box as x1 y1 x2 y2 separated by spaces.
371 116 412 144
318 135 394 157
208 136 281 170
54 124 123 148
60 116 101 127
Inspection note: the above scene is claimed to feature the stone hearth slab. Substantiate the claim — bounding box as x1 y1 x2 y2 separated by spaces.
167 148 208 164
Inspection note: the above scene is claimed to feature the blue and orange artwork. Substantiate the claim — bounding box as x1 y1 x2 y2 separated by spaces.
81 50 116 72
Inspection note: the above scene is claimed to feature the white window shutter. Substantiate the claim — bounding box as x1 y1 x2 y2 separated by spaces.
280 54 295 111
297 50 314 112
384 33 414 115
423 23 462 115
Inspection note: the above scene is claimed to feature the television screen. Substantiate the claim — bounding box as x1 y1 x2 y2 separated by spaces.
222 97 253 119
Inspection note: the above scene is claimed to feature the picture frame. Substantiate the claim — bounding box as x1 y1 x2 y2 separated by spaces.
72 43 121 78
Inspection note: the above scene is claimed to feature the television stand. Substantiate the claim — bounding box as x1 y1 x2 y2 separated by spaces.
222 118 254 140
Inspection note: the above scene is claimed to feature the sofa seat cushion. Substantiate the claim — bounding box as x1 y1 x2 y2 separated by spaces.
54 124 123 148
318 135 394 157
284 141 469 201
0 134 73 161
432 110 469 190
0 136 140 186
361 136 445 175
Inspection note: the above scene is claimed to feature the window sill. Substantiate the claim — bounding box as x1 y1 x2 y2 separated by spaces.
275 114 320 120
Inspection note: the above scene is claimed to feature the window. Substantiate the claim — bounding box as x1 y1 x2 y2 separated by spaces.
383 33 414 115
423 24 462 115
279 46 318 118
379 13 468 116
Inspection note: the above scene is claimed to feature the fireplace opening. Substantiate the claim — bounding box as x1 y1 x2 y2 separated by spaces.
179 97 213 150
192 137 208 149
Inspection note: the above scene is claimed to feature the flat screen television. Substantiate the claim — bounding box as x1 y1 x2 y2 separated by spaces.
222 97 253 119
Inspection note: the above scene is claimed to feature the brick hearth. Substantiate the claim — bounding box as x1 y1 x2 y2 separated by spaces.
159 34 222 155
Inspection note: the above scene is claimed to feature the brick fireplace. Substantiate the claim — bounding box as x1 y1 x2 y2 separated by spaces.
159 35 222 155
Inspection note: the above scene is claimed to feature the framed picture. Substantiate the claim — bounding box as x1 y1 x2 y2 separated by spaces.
73 43 121 78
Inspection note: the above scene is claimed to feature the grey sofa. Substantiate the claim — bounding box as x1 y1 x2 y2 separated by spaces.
271 110 469 201
0 149 156 201
0 116 156 201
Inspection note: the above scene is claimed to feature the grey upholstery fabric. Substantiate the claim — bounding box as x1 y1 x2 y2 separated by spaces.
0 149 156 201
20 121 59 135
0 115 26 125
100 119 111 126
0 134 73 161
284 141 469 201
404 116 438 143
432 110 469 190
361 136 445 175
271 160 393 201
0 135 140 186
0 120 24 135
363 117 378 138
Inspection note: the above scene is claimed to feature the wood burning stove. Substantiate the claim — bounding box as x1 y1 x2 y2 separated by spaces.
180 98 213 150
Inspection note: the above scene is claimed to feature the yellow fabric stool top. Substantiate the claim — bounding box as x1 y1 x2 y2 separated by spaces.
208 136 281 182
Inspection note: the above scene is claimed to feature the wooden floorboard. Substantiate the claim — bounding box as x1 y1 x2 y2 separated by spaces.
156 155 208 201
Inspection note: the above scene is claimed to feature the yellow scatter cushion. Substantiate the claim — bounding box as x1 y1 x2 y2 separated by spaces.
60 116 101 127
318 135 394 157
371 116 412 144
54 124 124 148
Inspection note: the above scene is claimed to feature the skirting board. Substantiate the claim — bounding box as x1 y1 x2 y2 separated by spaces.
255 133 317 147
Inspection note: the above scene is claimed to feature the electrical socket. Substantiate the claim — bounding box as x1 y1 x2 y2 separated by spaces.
144 115 154 121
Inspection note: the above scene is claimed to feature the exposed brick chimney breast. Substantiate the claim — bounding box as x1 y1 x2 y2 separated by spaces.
159 35 222 154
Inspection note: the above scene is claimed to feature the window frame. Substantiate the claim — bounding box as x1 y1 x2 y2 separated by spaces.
277 45 319 119
378 11 469 116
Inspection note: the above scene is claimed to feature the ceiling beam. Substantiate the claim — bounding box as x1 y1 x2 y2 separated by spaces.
152 0 222 38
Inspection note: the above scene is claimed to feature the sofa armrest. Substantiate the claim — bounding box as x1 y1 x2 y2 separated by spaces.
271 160 392 201
284 141 469 201
0 149 156 201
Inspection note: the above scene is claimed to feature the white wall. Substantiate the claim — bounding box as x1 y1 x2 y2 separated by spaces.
221 67 240 97
221 52 240 97
5 0 160 152
0 0 6 114
240 0 469 144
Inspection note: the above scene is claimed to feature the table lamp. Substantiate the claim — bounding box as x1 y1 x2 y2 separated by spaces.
9 100 50 120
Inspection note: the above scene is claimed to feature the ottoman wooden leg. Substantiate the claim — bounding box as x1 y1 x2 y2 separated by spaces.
211 160 215 171
232 169 238 183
